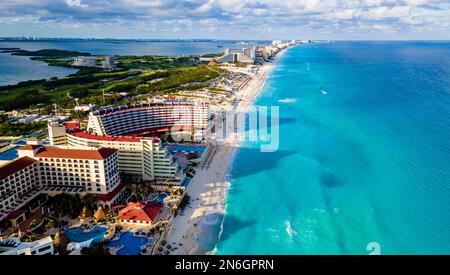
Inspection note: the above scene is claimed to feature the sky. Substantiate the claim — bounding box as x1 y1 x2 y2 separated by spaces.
0 0 449 40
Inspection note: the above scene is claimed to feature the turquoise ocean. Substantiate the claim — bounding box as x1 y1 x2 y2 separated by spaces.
215 41 450 254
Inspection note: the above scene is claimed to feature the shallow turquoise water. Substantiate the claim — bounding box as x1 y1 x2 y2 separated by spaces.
216 41 450 255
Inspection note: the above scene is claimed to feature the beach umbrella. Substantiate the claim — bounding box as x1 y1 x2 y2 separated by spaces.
53 231 61 247
93 207 106 221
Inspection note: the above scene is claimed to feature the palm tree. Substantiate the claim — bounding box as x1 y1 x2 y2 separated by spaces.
29 218 38 229
45 219 55 230
79 207 87 220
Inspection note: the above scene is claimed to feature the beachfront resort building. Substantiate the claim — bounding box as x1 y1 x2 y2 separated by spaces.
64 130 182 183
0 236 54 255
86 101 209 140
48 101 210 183
0 144 125 222
117 202 163 226
0 157 39 221
18 144 121 196
216 47 256 64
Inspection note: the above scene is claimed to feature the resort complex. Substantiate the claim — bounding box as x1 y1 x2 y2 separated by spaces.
0 39 297 255
1 143 124 222
49 101 210 183
2 0 450 263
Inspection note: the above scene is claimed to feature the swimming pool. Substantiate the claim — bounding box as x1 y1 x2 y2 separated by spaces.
181 177 191 187
15 140 26 146
107 232 149 255
0 146 19 161
0 140 50 161
64 226 107 243
147 193 169 204
168 145 206 155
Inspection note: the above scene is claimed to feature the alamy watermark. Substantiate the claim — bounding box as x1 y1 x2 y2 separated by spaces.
367 242 381 255
171 105 280 152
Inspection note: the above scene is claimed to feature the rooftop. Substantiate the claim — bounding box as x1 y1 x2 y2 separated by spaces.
68 130 158 143
0 157 37 181
64 121 80 130
18 145 117 160
117 202 163 222
92 101 208 116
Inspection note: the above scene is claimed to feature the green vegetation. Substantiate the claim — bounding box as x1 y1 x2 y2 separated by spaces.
0 115 46 136
140 66 223 93
47 194 84 219
0 219 12 231
10 49 91 57
201 53 223 58
69 110 89 120
115 55 193 70
128 182 154 202
0 49 227 114
0 70 140 111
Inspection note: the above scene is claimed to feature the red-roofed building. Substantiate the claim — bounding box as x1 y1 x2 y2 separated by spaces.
0 144 125 222
17 144 121 197
64 121 80 130
45 102 201 184
18 145 116 160
0 157 39 221
117 202 163 225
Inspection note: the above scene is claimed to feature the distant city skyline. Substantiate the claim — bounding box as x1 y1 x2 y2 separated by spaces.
0 0 449 40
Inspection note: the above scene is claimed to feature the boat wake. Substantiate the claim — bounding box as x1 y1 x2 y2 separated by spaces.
278 98 297 103
285 220 298 238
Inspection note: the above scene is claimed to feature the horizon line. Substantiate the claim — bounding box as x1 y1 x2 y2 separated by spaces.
1 37 450 42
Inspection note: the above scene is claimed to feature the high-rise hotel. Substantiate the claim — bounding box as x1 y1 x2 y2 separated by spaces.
48 101 209 183
0 144 125 221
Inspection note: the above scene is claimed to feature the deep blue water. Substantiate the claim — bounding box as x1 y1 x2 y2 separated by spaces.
0 40 259 85
216 41 450 254
107 232 149 255
64 226 107 243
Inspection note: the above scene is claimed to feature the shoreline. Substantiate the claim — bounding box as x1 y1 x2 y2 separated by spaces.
165 47 291 255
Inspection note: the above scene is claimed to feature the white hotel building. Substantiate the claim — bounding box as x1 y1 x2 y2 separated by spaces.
0 236 54 255
87 101 209 140
0 157 39 221
48 101 209 184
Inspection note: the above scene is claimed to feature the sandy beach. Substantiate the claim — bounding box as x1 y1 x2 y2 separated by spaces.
165 49 288 255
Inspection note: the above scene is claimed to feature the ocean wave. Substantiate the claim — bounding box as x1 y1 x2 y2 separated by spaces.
285 220 298 238
278 98 297 103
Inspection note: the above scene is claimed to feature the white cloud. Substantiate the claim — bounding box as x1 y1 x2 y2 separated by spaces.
0 0 449 39
66 0 88 8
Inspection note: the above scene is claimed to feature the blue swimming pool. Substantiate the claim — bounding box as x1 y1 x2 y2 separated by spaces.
147 193 168 204
107 232 149 255
0 146 19 161
168 145 206 155
64 226 107 243
181 177 191 187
